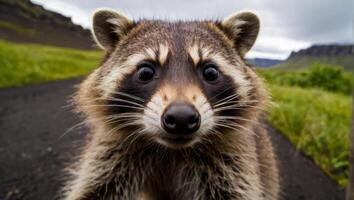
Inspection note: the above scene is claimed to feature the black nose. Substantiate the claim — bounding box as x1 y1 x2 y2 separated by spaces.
162 102 201 135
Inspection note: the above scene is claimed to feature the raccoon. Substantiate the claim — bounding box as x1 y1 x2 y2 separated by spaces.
63 9 280 200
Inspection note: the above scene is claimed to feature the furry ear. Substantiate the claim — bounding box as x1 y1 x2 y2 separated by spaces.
221 11 260 57
92 9 134 52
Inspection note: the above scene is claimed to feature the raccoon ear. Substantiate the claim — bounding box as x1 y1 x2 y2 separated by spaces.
221 11 260 57
92 9 134 52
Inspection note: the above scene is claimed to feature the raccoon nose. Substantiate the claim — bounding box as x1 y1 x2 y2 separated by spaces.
162 102 201 135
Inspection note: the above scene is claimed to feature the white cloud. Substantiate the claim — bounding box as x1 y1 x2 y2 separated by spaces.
31 0 354 59
31 0 90 27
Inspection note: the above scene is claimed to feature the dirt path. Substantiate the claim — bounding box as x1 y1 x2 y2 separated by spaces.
0 79 345 200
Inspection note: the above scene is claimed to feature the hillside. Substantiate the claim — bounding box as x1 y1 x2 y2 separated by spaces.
274 44 354 70
0 0 94 49
247 58 283 67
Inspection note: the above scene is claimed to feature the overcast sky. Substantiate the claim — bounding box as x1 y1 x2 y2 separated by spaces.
31 0 354 59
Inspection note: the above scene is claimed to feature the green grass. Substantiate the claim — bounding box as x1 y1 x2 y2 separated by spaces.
267 84 352 187
258 64 354 95
0 21 41 37
0 40 102 88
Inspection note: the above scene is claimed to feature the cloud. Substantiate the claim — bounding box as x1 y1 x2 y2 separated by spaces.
31 0 354 59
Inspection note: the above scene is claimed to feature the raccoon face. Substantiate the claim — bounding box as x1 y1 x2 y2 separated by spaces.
82 9 266 149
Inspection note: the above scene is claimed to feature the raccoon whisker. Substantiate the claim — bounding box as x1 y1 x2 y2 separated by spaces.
103 114 142 125
104 113 142 119
225 123 255 136
109 91 145 102
104 120 142 138
93 97 145 108
236 105 266 111
60 114 138 140
214 95 258 104
124 129 147 149
213 122 254 135
103 118 140 128
60 120 88 138
213 105 265 112
118 128 145 149
215 119 259 134
213 98 259 109
60 115 125 138
213 123 243 134
223 99 260 104
212 93 240 107
81 104 145 110
106 97 146 108
212 99 238 109
214 97 258 109
214 116 254 122
103 117 141 127
208 86 234 102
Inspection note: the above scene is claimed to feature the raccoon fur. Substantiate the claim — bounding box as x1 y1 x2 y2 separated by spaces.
62 9 280 200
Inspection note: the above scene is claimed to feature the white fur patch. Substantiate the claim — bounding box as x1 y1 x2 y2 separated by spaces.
158 44 169 65
144 44 169 65
142 94 164 134
188 44 200 65
194 95 215 135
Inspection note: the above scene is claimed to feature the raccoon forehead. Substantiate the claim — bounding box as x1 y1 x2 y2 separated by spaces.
187 42 239 66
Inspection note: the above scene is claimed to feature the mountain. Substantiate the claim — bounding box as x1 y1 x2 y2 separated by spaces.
274 44 354 70
247 58 283 67
0 0 94 49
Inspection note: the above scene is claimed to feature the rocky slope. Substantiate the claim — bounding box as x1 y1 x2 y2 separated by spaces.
0 0 94 49
275 44 354 70
247 58 283 67
289 44 354 58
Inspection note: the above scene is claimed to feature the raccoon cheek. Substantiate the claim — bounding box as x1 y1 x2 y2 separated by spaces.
193 96 216 134
142 97 165 133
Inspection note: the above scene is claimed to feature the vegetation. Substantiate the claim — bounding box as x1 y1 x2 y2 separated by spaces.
267 85 352 187
0 20 40 37
259 63 353 95
0 40 102 88
260 63 353 187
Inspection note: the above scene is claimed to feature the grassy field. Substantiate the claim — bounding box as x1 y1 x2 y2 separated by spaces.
267 84 352 186
260 64 353 186
0 40 352 187
0 40 102 88
259 64 353 95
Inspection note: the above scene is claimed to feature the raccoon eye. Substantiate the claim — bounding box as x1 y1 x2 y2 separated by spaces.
136 62 155 82
202 63 219 82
